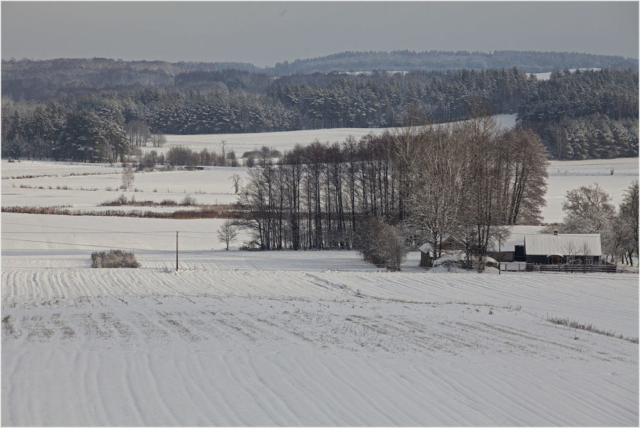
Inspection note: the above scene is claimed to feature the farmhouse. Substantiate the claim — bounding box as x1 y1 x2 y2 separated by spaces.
524 233 602 265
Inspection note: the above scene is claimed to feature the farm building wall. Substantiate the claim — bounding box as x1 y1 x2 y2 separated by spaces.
420 251 432 268
487 251 515 262
526 255 549 264
525 255 602 265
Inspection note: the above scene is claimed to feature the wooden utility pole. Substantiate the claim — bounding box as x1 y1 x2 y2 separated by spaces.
176 231 179 271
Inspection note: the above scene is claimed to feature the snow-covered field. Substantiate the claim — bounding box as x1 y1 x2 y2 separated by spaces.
1 160 123 178
3 156 636 223
153 114 518 156
2 166 247 209
2 210 639 425
2 152 638 425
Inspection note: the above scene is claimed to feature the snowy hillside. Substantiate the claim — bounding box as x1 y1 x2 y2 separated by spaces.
155 114 518 156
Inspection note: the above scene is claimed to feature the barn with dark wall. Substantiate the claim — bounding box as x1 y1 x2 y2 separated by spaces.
524 233 602 265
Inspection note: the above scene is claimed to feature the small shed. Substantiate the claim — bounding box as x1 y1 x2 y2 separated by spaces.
524 234 602 265
419 242 433 268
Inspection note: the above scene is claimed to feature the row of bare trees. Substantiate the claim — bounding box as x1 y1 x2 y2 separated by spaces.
125 120 166 147
238 115 549 262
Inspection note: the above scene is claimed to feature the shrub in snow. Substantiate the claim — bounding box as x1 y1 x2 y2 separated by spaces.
354 217 407 270
180 195 197 206
91 250 140 268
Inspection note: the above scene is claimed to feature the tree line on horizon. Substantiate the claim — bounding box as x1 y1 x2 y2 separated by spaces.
271 50 637 75
3 50 636 88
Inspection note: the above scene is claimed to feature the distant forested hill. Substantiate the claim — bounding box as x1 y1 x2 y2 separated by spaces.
269 50 637 75
1 58 257 100
3 50 637 100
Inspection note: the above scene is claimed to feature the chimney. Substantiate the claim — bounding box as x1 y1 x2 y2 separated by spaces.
553 230 558 236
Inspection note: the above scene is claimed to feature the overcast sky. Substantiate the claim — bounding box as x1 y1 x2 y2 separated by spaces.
2 2 638 65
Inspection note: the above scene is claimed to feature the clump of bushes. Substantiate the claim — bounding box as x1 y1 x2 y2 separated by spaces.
91 250 140 268
137 151 158 171
100 195 198 207
2 205 74 215
2 204 243 219
101 194 129 206
166 146 239 167
354 217 407 270
180 195 197 206
242 147 282 159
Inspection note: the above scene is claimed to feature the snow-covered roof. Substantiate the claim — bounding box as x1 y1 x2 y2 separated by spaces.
524 234 602 257
419 243 433 253
495 241 518 252
488 225 542 252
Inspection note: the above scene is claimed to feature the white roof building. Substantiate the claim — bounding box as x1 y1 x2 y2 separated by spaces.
524 234 602 257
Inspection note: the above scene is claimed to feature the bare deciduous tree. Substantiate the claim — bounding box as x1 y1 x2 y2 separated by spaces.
231 174 242 194
151 133 166 148
121 162 134 191
125 120 151 147
217 220 238 250
220 141 227 167
561 183 615 233
617 180 639 265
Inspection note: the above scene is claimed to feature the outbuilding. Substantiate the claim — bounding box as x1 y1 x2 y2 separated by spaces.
419 242 433 268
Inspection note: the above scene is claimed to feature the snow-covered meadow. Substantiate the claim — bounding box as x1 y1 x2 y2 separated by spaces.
2 165 246 209
2 216 638 425
151 114 519 156
1 145 638 425
3 156 636 223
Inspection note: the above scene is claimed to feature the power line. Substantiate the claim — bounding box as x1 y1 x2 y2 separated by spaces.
1 221 187 238
1 231 172 235
1 237 174 253
1 221 172 234
1 231 218 242
1 221 229 236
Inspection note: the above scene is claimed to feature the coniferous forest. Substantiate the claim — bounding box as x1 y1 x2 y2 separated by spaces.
2 52 638 162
